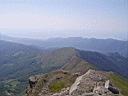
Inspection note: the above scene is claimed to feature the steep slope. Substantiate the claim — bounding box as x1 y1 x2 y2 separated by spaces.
77 49 128 79
62 56 99 73
110 73 128 96
0 40 44 96
0 40 42 80
37 47 78 69
47 47 128 79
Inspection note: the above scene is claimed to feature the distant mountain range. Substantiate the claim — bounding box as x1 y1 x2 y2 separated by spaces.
0 40 127 95
1 35 128 57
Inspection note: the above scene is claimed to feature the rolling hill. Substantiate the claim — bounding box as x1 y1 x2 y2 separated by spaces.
0 40 127 96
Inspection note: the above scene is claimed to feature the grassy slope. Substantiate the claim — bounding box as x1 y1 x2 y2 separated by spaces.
110 73 128 96
62 56 99 73
38 47 78 68
0 40 42 96
77 49 128 79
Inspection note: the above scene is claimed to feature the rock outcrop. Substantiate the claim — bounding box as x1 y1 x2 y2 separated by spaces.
25 70 78 96
105 80 119 94
29 76 40 88
25 69 121 96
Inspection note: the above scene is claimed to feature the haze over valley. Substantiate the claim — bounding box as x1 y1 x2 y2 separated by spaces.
0 0 127 40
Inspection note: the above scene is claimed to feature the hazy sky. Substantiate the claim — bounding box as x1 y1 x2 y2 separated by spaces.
0 0 128 40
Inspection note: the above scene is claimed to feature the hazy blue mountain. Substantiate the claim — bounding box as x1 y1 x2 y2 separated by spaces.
1 35 127 57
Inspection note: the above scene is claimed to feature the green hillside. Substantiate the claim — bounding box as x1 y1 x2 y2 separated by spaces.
110 73 128 96
77 49 128 78
0 40 43 96
62 56 99 73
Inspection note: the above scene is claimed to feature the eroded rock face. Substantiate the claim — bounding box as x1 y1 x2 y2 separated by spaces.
25 75 41 95
29 75 40 88
105 80 119 94
69 69 120 96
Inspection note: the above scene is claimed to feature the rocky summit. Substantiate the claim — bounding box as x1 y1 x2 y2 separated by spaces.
24 69 122 96
68 69 120 96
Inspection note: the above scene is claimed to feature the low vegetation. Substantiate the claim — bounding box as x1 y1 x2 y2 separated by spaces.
26 70 77 96
110 73 128 96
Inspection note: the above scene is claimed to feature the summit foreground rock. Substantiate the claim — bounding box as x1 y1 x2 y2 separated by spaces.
25 69 122 96
69 69 120 96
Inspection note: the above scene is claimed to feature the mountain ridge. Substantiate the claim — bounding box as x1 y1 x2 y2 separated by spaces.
0 40 127 96
1 35 128 57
